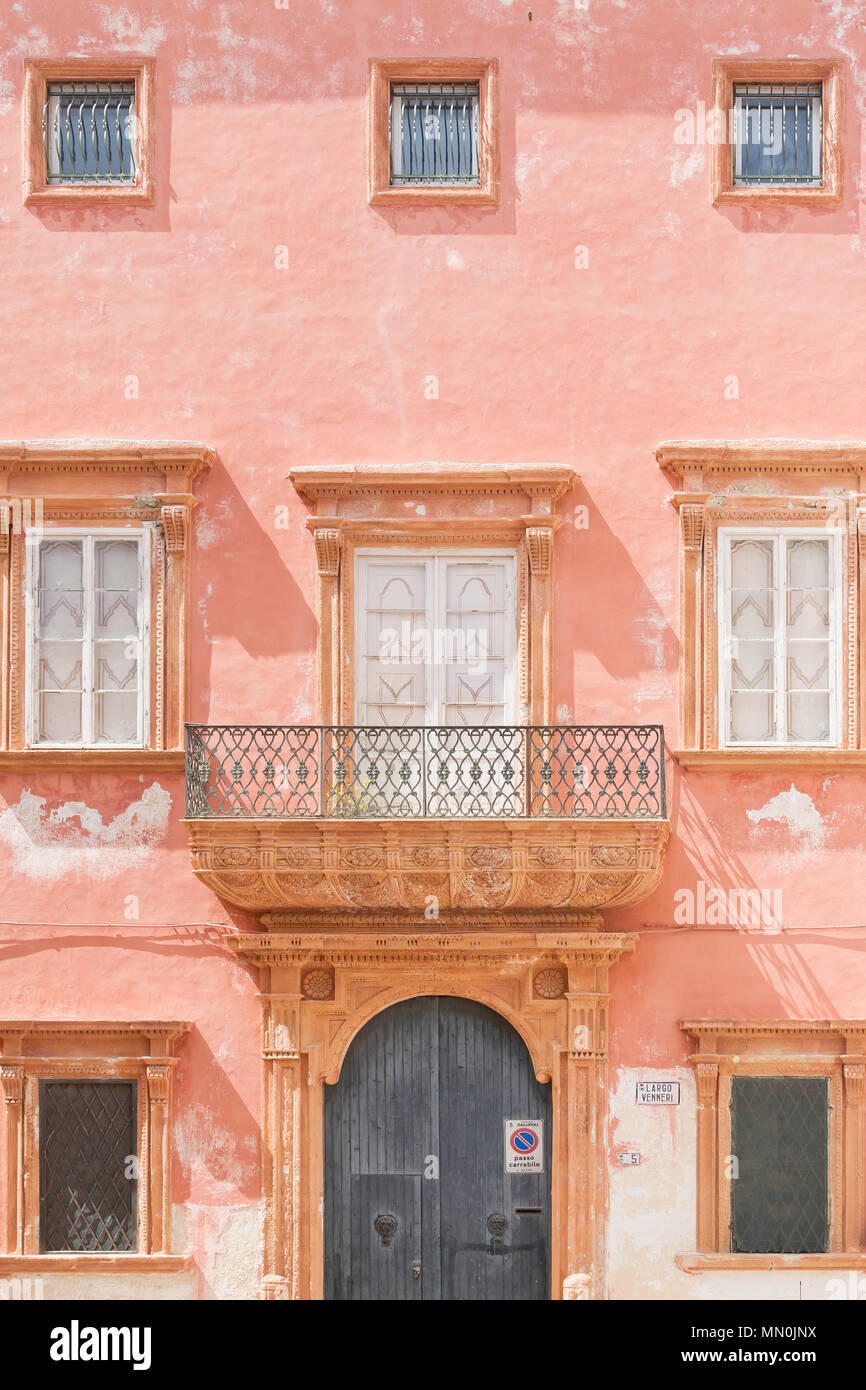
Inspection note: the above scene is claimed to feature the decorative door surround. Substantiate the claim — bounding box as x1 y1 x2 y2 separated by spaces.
230 918 634 1301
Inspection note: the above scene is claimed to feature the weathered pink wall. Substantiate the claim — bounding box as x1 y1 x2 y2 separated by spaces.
1 0 865 1294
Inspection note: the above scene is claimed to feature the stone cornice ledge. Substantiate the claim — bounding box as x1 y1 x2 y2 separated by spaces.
0 750 185 772
676 1253 866 1273
289 463 576 503
657 440 866 482
673 749 866 770
0 1254 193 1274
0 439 214 482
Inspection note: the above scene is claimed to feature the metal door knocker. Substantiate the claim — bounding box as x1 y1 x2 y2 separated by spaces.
374 1214 398 1247
487 1213 509 1250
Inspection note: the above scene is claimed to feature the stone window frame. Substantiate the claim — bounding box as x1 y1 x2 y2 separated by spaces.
23 58 156 207
288 464 575 725
0 440 212 769
0 1021 190 1272
658 440 866 770
369 59 500 207
677 1020 866 1273
711 58 844 209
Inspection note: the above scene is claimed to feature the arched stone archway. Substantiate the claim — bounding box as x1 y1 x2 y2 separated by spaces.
230 918 635 1300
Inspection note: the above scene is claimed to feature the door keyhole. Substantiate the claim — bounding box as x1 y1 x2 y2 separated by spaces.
412 1260 422 1279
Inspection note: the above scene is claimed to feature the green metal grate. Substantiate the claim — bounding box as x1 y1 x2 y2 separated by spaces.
39 1080 138 1253
730 1076 828 1254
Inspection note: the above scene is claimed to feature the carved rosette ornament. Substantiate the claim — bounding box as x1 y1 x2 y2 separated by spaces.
534 967 568 1000
301 968 335 1001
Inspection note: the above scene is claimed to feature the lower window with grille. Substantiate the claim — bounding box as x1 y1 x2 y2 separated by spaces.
730 1076 829 1254
39 1080 138 1253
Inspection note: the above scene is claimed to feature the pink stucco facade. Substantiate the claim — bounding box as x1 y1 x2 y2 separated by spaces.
1 0 866 1300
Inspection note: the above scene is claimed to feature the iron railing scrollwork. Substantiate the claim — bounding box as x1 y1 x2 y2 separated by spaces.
186 724 666 821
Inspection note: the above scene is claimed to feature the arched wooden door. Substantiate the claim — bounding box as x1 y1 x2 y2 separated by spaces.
324 996 552 1300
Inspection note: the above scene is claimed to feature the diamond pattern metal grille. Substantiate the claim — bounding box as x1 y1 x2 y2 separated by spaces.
730 1076 828 1254
39 1081 137 1253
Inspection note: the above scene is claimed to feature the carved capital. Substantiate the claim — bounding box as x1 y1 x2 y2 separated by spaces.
0 501 10 555
313 528 341 577
146 1064 171 1104
695 1061 718 1106
0 1064 23 1105
265 995 301 1056
844 1062 865 1106
526 526 553 575
160 504 188 553
680 503 705 553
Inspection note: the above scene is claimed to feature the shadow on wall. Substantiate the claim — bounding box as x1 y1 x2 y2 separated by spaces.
172 1025 261 1206
555 483 678 709
189 453 317 722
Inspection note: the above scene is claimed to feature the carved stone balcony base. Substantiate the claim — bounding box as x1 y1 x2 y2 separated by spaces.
185 817 669 915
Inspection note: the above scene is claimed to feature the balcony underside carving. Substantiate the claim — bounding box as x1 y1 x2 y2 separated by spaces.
185 817 669 915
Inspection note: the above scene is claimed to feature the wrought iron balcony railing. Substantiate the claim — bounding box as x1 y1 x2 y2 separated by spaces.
185 724 666 821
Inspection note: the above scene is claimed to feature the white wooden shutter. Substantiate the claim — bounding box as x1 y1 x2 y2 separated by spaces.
721 530 838 746
28 531 149 747
33 537 85 744
440 557 514 725
356 551 517 725
356 557 432 725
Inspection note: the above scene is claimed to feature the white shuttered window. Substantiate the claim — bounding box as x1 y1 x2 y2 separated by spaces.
719 529 841 747
355 551 517 725
26 530 150 747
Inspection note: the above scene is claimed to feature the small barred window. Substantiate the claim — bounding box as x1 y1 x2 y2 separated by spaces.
390 83 480 186
44 81 136 185
733 83 822 187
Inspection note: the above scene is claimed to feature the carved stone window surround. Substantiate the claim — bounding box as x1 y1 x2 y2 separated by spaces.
0 440 212 762
678 1019 866 1271
659 441 866 765
289 464 575 726
23 58 156 207
368 59 500 208
711 59 845 209
0 1021 190 1267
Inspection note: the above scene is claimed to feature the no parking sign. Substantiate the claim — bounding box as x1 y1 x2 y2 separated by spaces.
504 1119 544 1173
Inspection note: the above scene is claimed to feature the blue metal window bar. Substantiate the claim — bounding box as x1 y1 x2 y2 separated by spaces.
44 81 136 185
733 83 822 186
390 82 480 186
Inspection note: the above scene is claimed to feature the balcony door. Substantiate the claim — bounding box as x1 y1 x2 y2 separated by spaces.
355 550 517 727
324 996 552 1300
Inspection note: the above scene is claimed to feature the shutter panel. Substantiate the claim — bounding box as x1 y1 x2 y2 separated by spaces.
357 558 431 725
35 538 85 744
785 536 831 743
730 1076 828 1254
440 557 514 726
93 537 142 745
726 536 777 743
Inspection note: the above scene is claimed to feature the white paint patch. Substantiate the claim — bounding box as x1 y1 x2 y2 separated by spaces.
446 248 467 271
0 783 171 882
668 146 706 187
96 6 167 50
746 784 825 846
